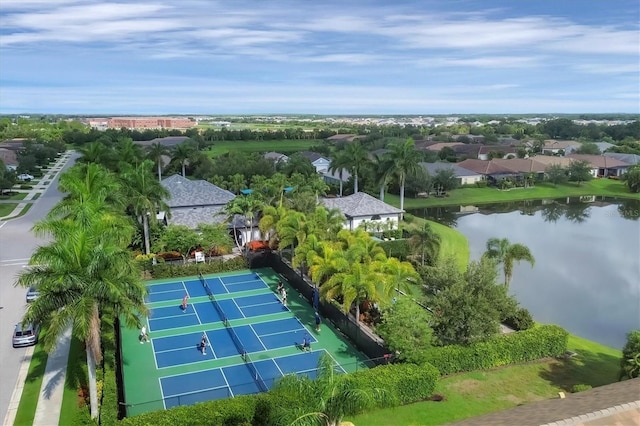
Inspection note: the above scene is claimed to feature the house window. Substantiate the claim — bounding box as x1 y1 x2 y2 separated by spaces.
371 215 381 220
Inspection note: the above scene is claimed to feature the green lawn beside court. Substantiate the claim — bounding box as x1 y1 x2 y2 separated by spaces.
206 139 324 157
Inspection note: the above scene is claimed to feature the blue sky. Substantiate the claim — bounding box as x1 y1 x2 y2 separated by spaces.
1 0 639 114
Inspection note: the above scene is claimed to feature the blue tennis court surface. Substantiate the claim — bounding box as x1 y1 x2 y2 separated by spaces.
152 317 316 368
160 350 342 409
146 273 269 303
148 292 288 332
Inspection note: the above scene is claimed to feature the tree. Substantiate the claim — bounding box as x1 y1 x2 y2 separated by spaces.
387 138 422 214
115 137 143 168
224 195 263 253
77 142 114 168
380 257 420 299
432 168 459 194
545 164 568 186
567 160 593 185
483 237 535 289
622 165 640 193
228 173 247 194
408 222 441 267
273 353 391 426
438 146 457 162
576 142 601 155
198 223 233 257
342 142 370 193
328 151 350 197
172 142 196 177
155 225 201 263
146 142 170 182
120 160 170 255
376 297 432 364
620 330 640 380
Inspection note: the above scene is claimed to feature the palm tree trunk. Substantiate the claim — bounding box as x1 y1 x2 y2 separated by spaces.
399 177 406 219
354 173 359 193
142 213 151 255
355 303 360 324
156 161 162 182
379 184 385 201
86 343 99 419
181 162 186 177
339 171 343 197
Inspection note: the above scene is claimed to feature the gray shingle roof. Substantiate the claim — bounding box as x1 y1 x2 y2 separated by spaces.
300 151 327 163
161 174 235 208
320 192 403 218
167 206 228 229
420 162 481 177
604 152 640 165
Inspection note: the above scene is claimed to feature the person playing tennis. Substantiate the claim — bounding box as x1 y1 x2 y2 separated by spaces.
200 333 208 355
302 335 311 352
181 294 189 312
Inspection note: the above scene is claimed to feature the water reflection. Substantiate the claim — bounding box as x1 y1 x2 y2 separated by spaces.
409 197 640 349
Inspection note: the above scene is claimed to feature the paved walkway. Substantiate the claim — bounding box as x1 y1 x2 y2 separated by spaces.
1 152 74 426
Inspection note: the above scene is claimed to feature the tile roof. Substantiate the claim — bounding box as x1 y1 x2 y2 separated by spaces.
300 151 327 163
420 162 481 177
530 156 575 168
543 140 581 150
566 154 630 169
320 192 403 218
161 174 235 208
424 142 464 152
457 158 548 175
604 153 640 165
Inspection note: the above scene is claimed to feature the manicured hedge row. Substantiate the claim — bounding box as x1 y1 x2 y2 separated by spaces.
120 394 258 426
149 257 249 279
423 324 569 376
345 362 440 405
100 316 119 425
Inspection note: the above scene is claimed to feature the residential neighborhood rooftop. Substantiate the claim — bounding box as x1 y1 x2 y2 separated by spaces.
321 192 404 218
161 174 235 208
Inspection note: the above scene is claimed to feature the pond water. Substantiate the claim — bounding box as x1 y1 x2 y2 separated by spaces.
409 197 640 349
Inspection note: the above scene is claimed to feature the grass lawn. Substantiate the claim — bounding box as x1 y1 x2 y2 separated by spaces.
14 329 49 426
403 214 469 270
59 336 90 425
384 179 639 210
348 334 622 426
206 139 325 157
0 192 27 201
0 203 17 217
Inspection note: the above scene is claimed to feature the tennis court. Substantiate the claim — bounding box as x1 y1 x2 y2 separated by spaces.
120 268 373 416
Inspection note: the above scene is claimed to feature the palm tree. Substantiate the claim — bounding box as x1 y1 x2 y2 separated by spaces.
276 210 309 259
258 204 289 249
172 142 196 177
146 141 169 182
77 141 114 168
381 257 420 299
198 223 233 257
120 160 170 255
306 240 348 285
115 137 143 168
372 153 393 201
307 206 345 241
483 237 536 288
342 142 369 193
274 353 391 426
228 173 247 195
409 223 441 267
225 195 263 253
329 151 351 197
387 138 422 214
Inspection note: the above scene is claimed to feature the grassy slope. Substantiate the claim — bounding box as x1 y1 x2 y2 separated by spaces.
386 179 639 210
349 334 622 426
13 330 49 426
206 139 324 157
403 214 470 270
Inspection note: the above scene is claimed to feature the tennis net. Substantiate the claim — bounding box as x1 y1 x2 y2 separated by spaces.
200 275 228 325
244 352 268 392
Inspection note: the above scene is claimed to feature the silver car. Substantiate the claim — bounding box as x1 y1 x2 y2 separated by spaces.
26 286 40 303
12 323 40 348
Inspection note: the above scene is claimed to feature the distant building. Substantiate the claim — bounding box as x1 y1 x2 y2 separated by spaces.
84 117 196 130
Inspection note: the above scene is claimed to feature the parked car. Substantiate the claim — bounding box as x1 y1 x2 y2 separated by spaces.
26 286 40 303
17 173 34 181
12 323 40 348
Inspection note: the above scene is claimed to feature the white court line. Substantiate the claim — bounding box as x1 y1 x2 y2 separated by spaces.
158 377 166 410
147 287 184 295
231 298 247 319
248 324 268 351
220 369 235 398
150 311 198 322
155 344 202 355
237 300 280 309
162 383 230 400
258 327 312 340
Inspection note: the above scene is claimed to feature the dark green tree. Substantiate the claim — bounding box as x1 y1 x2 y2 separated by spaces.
620 330 640 380
545 164 568 186
567 160 593 185
376 297 432 364
622 165 640 193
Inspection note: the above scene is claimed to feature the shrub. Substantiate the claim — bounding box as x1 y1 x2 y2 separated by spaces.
571 384 592 393
378 239 410 261
150 256 249 279
475 180 488 188
19 184 33 189
503 307 535 331
424 324 569 376
619 330 640 380
345 363 439 405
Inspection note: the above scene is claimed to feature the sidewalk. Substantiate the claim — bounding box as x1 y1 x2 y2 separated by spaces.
0 151 72 220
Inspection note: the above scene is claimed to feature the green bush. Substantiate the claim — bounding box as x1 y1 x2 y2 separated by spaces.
475 180 488 188
100 315 119 425
503 307 535 331
571 384 592 393
424 324 569 376
150 257 249 279
119 394 257 426
345 363 439 405
378 239 410 261
19 184 33 189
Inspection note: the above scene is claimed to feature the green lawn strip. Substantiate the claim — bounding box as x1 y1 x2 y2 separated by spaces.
403 214 470 270
385 179 639 210
205 139 323 157
0 192 27 200
59 336 90 425
348 334 622 425
0 203 17 217
13 329 49 426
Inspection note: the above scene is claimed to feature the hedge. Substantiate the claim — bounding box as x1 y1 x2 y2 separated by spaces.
149 257 249 279
120 394 258 426
101 315 119 425
378 239 410 261
424 324 569 376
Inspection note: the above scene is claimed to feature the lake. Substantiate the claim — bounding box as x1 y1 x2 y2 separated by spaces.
409 197 640 349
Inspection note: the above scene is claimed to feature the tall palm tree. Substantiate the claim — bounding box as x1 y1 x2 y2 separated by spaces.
146 142 170 182
372 153 393 201
115 137 143 168
381 257 420 299
274 353 391 426
307 206 345 241
77 141 114 168
120 160 170 255
483 237 536 288
306 240 348 285
276 210 309 258
225 195 263 253
387 138 422 215
258 204 289 249
342 142 369 193
409 223 442 267
172 142 196 177
329 151 351 197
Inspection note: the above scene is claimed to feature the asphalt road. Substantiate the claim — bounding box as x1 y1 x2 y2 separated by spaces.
0 152 78 423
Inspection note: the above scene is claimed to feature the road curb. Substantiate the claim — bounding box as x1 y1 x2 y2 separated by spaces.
2 345 35 426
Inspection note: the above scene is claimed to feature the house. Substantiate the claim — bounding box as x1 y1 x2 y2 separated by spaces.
0 148 18 170
419 162 483 185
565 154 631 177
457 158 547 184
322 168 351 186
320 192 404 232
423 142 464 152
264 152 289 165
529 155 574 169
541 140 581 155
160 174 236 230
326 134 364 143
604 152 640 166
594 142 615 153
477 145 517 161
300 151 331 173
